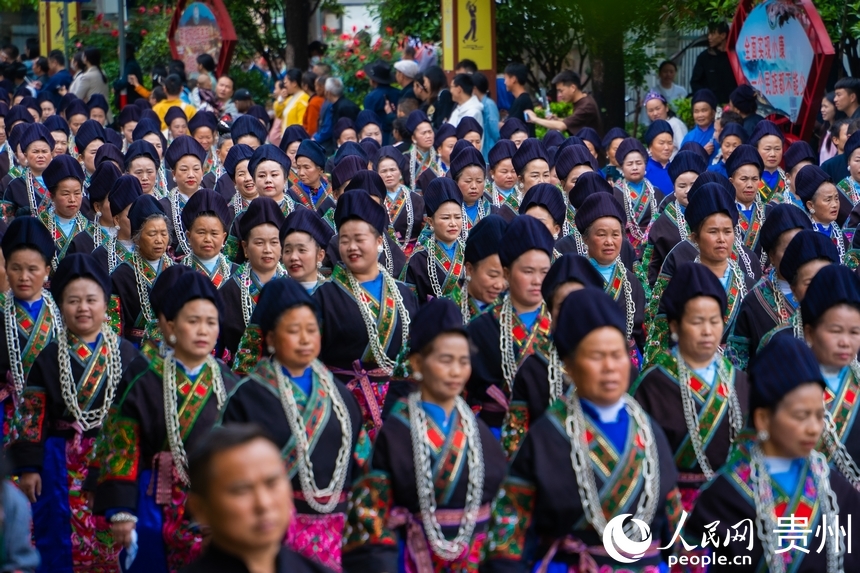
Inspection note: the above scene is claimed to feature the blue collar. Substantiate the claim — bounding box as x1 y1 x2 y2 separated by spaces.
422 401 454 434
282 365 313 396
762 170 780 190
589 258 616 283
14 297 43 318
518 308 540 330
812 221 834 237
360 274 384 302
437 239 457 260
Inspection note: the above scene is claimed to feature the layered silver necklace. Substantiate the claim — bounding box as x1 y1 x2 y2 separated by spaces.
4 290 62 397
821 360 860 489
169 188 192 256
274 359 352 513
131 250 169 326
57 325 123 431
407 391 484 561
426 238 465 299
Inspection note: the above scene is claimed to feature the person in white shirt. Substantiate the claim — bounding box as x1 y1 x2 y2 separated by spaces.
446 73 484 128
640 60 688 127
642 91 687 159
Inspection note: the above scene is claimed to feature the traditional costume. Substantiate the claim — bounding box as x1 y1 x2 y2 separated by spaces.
795 164 849 262
486 140 520 221
179 189 234 288
280 207 334 294
749 120 790 204
91 175 141 276
288 139 335 220
460 215 507 323
375 148 425 254
160 136 207 258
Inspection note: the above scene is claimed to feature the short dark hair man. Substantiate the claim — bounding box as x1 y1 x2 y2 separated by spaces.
525 70 602 136
455 59 478 74
834 77 860 119
182 424 333 573
42 49 72 107
503 62 534 135
689 21 738 104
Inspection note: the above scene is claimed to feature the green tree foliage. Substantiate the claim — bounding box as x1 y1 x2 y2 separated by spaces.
0 0 36 11
369 0 442 42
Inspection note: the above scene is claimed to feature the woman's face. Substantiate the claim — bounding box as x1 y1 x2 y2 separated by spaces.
692 213 734 265
82 140 102 174
792 260 832 302
457 166 486 205
757 135 784 171
267 306 321 374
563 165 593 193
285 142 300 166
360 124 383 145
806 304 860 369
137 217 170 260
673 172 698 207
650 133 674 164
463 131 482 151
174 156 203 195
437 137 457 166
6 249 50 302
129 157 157 195
377 158 403 191
295 157 323 188
68 114 87 135
188 215 227 260
645 99 668 122
607 138 623 166
282 231 323 283
848 149 860 182
60 278 106 340
807 182 840 225
217 139 233 164
584 217 623 266
504 249 550 309
234 160 257 200
821 97 836 124
465 255 505 304
243 224 281 274
167 299 220 364
254 160 286 200
411 333 471 404
25 140 52 175
338 220 382 277
509 131 528 148
52 131 69 156
51 179 83 219
729 164 761 207
525 206 560 238
692 102 715 128
169 118 188 139
122 121 138 145
490 158 517 190
720 135 742 162
337 129 357 146
194 127 215 151
754 383 825 459
40 101 56 121
565 326 630 406
429 202 464 244
672 296 723 365
412 122 435 151
143 134 164 159
620 152 645 183
518 159 550 192
89 108 107 125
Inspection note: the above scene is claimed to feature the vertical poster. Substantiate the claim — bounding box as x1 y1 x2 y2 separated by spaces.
442 0 454 71
456 0 492 70
174 1 222 74
39 2 79 56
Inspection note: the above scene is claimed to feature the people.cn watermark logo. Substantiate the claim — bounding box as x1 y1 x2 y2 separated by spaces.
602 514 652 563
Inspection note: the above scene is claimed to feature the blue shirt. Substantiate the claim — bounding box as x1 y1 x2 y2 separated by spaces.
820 366 847 394
41 69 73 107
423 401 454 435
464 203 479 221
812 221 833 238
718 265 732 289
707 160 728 178
313 101 333 145
283 365 313 396
361 274 384 302
438 240 457 260
580 399 629 453
762 170 780 191
363 86 400 144
645 157 672 194
14 297 43 319
481 95 501 162
589 258 616 283
682 124 716 159
518 308 540 331
765 457 805 494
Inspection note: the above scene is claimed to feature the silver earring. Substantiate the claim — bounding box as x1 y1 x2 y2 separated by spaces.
317 261 322 269
267 345 275 355
757 430 769 442
413 371 423 381
377 244 384 254
670 332 679 342
168 334 177 345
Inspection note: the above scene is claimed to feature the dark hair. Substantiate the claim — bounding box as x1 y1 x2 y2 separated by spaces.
848 118 860 137
472 72 489 95
831 118 852 140
48 49 65 67
2 44 19 60
125 42 136 58
151 86 167 103
83 47 107 83
151 64 169 86
393 117 410 141
504 63 528 86
25 38 39 59
284 67 302 86
551 70 582 90
196 53 216 73
719 110 743 128
708 21 730 35
301 71 317 92
188 424 278 496
452 73 474 96
397 97 419 115
835 77 860 99
170 58 186 72
308 40 327 56
404 46 416 59
658 60 677 72
34 57 49 75
423 66 448 96
71 51 85 72
164 74 183 96
455 59 478 73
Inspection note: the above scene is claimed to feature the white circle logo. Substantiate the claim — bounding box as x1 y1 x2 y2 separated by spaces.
602 514 653 563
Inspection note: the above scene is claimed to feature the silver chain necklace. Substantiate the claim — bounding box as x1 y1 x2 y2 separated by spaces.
750 443 842 573
238 263 287 327
131 250 168 325
427 239 465 299
344 264 410 374
732 238 757 281
274 359 352 513
162 350 227 486
675 350 744 480
618 179 657 243
182 253 232 281
612 257 636 341
407 391 484 561
499 295 520 393
565 392 659 538
674 201 688 241
169 189 192 256
25 169 41 216
230 193 245 217
57 325 123 432
821 361 860 489
4 290 61 397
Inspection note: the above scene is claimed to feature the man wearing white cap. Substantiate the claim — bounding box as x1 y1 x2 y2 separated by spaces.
394 60 420 103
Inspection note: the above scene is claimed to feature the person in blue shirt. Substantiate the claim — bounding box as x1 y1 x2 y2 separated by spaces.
643 119 674 194
473 72 500 162
708 122 746 178
40 50 72 108
681 88 718 161
362 61 400 145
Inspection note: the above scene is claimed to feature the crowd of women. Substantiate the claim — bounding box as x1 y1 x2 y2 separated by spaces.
1 80 860 573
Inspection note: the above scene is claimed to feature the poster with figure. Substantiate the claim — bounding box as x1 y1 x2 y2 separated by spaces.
456 0 492 70
168 0 237 77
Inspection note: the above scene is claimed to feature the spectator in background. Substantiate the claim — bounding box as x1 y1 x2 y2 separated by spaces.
642 91 687 157
196 53 217 87
152 73 196 129
112 42 144 108
232 88 253 117
274 68 308 129
690 21 737 105
834 77 860 120
447 73 483 128
420 65 454 128
403 46 416 61
41 50 71 107
728 83 763 138
37 92 55 120
526 70 602 136
819 92 843 164
394 60 420 103
215 75 237 119
70 47 109 103
0 451 40 571
821 117 857 182
653 60 687 105
503 63 534 136
0 43 19 64
455 59 478 74
308 41 327 69
314 77 359 153
473 72 499 160
363 60 400 145
303 72 322 136
32 57 49 88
